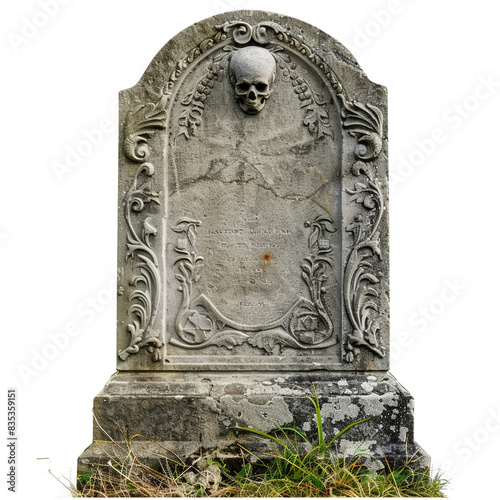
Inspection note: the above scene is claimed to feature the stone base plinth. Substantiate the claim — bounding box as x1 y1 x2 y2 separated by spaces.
78 371 429 477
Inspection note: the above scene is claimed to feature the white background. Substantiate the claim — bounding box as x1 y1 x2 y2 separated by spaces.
2 1 499 499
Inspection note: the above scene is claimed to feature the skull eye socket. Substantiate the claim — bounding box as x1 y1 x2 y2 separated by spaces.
237 83 250 92
255 83 268 93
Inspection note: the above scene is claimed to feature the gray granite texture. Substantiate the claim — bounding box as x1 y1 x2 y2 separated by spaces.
116 10 389 371
79 371 429 473
78 10 429 476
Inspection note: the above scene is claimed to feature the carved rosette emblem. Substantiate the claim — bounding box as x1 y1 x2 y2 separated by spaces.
171 216 336 353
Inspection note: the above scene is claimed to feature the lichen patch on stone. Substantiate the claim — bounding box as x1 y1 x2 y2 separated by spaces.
359 392 398 417
321 396 360 422
219 395 293 433
361 382 374 393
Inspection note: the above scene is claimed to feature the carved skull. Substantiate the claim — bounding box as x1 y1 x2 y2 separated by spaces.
229 46 276 114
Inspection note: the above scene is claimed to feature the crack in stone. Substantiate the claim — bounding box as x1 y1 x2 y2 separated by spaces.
172 168 332 202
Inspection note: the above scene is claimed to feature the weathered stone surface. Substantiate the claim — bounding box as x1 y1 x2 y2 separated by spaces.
79 371 429 473
78 9 429 476
116 9 388 371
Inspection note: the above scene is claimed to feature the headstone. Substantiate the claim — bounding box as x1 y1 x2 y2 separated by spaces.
78 10 429 473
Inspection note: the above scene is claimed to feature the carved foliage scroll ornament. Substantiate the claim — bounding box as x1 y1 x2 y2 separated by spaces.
118 162 162 362
124 95 168 162
339 94 386 362
171 216 336 353
271 48 333 139
177 21 333 139
217 20 289 45
119 96 167 362
178 51 227 139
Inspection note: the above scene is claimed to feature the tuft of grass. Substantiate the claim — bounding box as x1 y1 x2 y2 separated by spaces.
73 441 446 497
227 383 446 497
74 452 446 497
75 435 193 498
220 457 447 497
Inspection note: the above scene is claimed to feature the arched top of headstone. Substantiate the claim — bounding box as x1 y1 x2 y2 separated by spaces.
125 10 383 100
117 9 389 372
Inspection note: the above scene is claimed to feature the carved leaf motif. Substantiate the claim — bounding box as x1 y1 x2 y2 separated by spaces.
130 181 161 212
342 96 386 361
142 217 157 248
286 72 333 139
126 242 144 260
179 100 205 139
181 90 196 107
171 331 248 350
307 226 320 252
344 244 385 360
128 321 144 345
365 320 381 347
172 218 202 234
301 261 313 277
352 161 376 181
179 54 228 139
339 95 383 161
120 163 162 362
360 272 379 285
316 216 336 233
248 330 300 354
126 101 166 137
208 331 248 349
124 96 167 162
304 106 333 138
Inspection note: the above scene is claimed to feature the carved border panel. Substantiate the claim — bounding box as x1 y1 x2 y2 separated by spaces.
170 215 336 353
